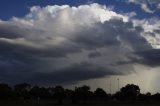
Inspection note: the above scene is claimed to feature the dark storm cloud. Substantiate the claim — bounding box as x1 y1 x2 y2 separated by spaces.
115 48 160 67
0 3 159 85
0 18 151 84
136 49 160 67
72 21 121 49
88 51 102 58
0 19 134 61
70 18 150 52
0 62 121 85
31 62 121 85
0 36 81 58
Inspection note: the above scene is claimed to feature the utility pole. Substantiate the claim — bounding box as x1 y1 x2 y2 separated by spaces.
117 78 120 101
117 78 119 92
109 82 112 94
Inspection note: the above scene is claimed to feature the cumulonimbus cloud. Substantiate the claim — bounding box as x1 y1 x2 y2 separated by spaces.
0 3 159 85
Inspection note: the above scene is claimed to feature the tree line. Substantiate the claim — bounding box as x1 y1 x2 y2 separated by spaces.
0 83 160 104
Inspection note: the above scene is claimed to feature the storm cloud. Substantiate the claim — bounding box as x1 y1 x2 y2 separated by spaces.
0 3 159 85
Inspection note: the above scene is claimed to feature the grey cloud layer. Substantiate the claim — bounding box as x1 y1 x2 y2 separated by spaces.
0 3 159 85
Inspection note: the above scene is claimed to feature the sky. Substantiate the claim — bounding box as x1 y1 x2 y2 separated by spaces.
0 0 160 93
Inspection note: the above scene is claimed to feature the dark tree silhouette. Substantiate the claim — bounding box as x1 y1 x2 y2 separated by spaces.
94 88 108 100
64 89 74 100
151 93 160 101
54 86 65 104
115 84 140 101
138 92 151 101
0 82 160 105
30 86 50 100
0 83 14 100
74 85 93 103
14 83 31 100
47 87 55 99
